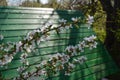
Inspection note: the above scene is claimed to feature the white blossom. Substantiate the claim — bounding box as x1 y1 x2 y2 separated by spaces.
41 60 47 66
17 66 26 73
75 44 84 52
84 35 96 42
46 21 53 27
26 47 31 53
0 34 4 40
65 45 75 53
20 53 29 65
0 54 14 66
79 41 86 48
101 78 109 80
59 19 67 24
37 70 46 76
4 54 13 63
26 31 35 40
40 35 49 41
24 44 33 53
78 56 87 64
71 17 79 22
59 27 65 32
68 63 75 69
91 35 97 40
65 24 73 30
20 53 28 59
61 53 70 64
89 41 97 50
87 15 94 25
23 72 29 78
0 60 3 65
65 71 70 76
56 53 62 57
16 41 23 52
73 56 87 64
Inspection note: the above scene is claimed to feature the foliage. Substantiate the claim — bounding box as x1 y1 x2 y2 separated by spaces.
0 0 7 6
92 1 106 42
20 0 42 7
114 9 120 42
58 0 106 42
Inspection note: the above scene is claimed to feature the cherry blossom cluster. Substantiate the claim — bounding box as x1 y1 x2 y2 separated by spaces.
13 35 97 80
0 15 94 66
0 16 85 67
0 34 4 40
0 15 95 80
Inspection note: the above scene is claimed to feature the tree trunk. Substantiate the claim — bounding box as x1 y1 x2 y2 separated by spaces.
37 0 40 3
99 0 120 67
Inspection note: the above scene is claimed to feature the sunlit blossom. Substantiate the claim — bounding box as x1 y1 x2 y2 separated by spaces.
87 15 94 25
59 19 67 24
16 41 23 52
0 34 4 40
71 17 79 22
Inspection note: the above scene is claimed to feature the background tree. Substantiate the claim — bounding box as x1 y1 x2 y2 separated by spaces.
99 0 120 67
20 0 42 7
0 0 7 6
59 0 120 67
43 0 60 9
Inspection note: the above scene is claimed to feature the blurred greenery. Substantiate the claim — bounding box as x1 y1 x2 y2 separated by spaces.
0 0 7 6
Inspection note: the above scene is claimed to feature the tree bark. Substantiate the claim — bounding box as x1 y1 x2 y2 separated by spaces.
99 0 120 66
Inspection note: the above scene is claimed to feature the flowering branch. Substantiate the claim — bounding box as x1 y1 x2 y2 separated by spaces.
0 17 83 66
0 15 95 80
14 35 97 80
0 14 95 67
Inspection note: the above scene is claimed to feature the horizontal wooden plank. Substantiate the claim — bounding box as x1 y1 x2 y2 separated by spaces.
0 8 83 15
0 19 60 24
1 31 93 38
0 6 82 13
0 24 89 30
0 13 82 19
0 19 84 25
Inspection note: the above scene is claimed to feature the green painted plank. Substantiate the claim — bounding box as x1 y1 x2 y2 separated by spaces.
0 13 81 19
2 31 93 38
0 24 89 29
0 6 82 13
0 24 89 31
0 6 83 14
0 9 82 15
0 19 60 24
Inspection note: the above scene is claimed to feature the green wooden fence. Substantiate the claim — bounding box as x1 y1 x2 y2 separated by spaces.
0 6 119 80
